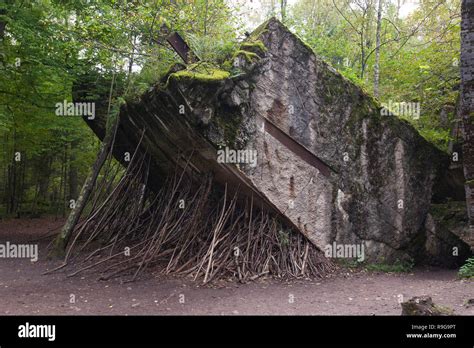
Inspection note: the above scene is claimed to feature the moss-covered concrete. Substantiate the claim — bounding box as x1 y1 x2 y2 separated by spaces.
240 40 267 53
232 49 260 63
169 67 230 83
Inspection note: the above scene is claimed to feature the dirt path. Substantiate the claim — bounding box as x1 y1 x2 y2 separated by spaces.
0 218 473 315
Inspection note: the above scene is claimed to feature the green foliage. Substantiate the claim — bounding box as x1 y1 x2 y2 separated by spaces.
0 0 239 216
418 128 452 151
288 0 461 151
337 258 414 272
458 258 474 278
186 33 237 64
365 259 415 273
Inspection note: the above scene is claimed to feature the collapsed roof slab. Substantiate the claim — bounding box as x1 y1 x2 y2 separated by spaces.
84 18 470 265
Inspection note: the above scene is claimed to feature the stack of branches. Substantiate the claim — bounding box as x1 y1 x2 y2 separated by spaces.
55 149 336 284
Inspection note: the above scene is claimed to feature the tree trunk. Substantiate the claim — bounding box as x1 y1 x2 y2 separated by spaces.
7 129 17 215
68 145 79 202
461 0 474 226
7 161 16 215
0 8 6 42
203 0 208 35
16 155 26 216
280 0 287 22
51 115 119 256
373 0 383 97
360 30 366 78
60 145 68 218
38 156 52 205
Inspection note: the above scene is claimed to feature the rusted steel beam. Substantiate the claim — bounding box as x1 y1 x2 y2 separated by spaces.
166 32 199 64
263 118 334 178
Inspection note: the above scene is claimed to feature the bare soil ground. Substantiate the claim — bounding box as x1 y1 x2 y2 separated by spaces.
0 217 472 315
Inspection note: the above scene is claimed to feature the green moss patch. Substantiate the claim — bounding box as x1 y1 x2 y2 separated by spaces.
169 63 229 84
232 49 260 63
212 104 243 147
240 40 267 53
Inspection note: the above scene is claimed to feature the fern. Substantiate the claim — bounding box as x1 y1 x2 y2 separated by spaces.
186 33 236 65
458 257 474 278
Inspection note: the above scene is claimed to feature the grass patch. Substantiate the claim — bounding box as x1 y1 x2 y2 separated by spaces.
365 259 414 273
336 258 414 273
335 259 364 269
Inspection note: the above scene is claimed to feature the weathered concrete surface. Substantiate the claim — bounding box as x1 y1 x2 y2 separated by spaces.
421 203 472 267
215 18 468 264
85 18 470 266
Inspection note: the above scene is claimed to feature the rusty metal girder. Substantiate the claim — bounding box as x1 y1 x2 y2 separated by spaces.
166 32 199 64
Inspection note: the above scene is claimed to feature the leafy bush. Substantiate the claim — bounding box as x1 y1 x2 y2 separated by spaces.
418 126 452 152
458 258 474 278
